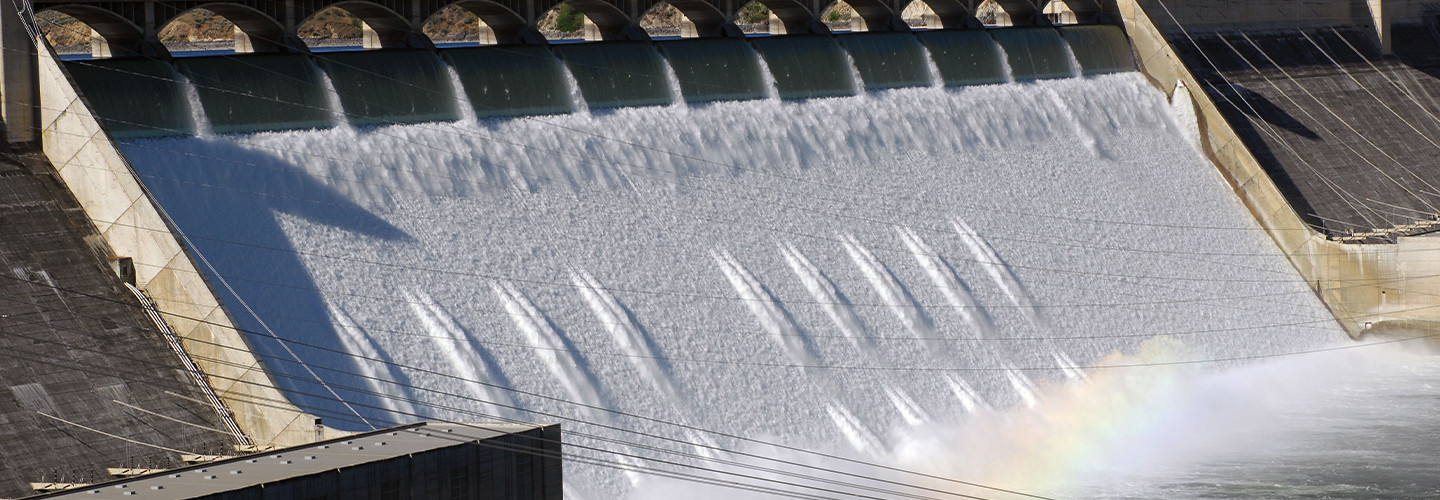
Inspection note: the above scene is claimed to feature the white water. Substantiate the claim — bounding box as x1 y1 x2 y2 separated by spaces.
178 73 214 137
444 63 479 123
561 62 590 114
660 59 687 107
119 72 1353 498
992 38 1017 83
843 52 866 94
918 45 945 88
752 49 781 100
1061 41 1085 78
314 62 350 128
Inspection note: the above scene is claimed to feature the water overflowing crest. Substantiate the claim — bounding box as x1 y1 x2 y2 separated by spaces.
119 72 1345 498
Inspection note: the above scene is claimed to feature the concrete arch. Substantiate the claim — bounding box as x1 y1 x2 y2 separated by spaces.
436 0 544 43
1047 0 1107 23
910 0 981 28
298 1 430 48
157 4 301 52
38 4 153 56
828 0 907 31
737 0 826 34
988 0 1041 25
551 0 649 40
640 0 741 37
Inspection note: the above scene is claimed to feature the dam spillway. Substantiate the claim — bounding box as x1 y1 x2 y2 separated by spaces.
65 26 1136 137
71 26 1358 498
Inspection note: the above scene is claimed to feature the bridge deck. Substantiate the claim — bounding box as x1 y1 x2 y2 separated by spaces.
1169 25 1440 242
0 147 236 497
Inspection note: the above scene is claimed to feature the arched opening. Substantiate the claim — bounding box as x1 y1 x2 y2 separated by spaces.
427 1 539 45
640 2 691 39
820 1 857 32
901 0 937 29
731 0 822 35
658 0 739 37
821 0 903 32
1043 0 1077 25
157 9 235 55
157 5 293 54
976 0 1012 27
733 1 772 35
298 3 423 50
538 0 643 41
538 3 589 41
424 4 493 45
297 6 365 49
35 10 98 57
35 6 149 58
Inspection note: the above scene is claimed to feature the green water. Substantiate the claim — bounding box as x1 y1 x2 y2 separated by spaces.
314 49 458 126
838 32 931 90
441 45 574 118
991 27 1075 81
65 59 192 138
749 35 857 99
1060 25 1137 76
915 29 1009 86
178 54 334 134
554 42 673 109
657 38 767 103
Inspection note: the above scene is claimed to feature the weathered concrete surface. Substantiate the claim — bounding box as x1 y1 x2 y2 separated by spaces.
34 35 341 446
0 148 236 497
1168 26 1440 240
1115 0 1440 337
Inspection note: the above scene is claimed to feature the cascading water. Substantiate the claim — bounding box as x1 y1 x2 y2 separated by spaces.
994 44 1017 83
919 46 945 88
843 52 866 94
105 38 1370 499
179 73 214 137
753 50 781 100
660 59 686 107
444 63 479 123
315 61 350 128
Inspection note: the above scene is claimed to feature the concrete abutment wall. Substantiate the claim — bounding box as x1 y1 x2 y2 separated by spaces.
32 36 342 447
1113 0 1440 338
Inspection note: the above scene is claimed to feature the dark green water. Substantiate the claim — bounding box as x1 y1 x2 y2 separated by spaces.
315 49 458 126
838 32 931 90
554 42 673 109
916 29 1010 86
441 45 574 118
66 59 192 138
991 27 1076 81
1061 25 1138 76
178 54 333 134
657 38 768 103
749 35 856 99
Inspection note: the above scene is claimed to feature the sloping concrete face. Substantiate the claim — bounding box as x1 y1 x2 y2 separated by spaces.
1114 0 1440 338
0 150 239 497
34 37 341 447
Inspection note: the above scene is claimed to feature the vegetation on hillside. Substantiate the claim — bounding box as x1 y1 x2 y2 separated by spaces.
553 4 585 33
737 2 771 24
422 4 481 41
158 9 236 42
297 7 364 39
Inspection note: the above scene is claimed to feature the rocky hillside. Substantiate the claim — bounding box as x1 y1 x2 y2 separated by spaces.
35 1 735 50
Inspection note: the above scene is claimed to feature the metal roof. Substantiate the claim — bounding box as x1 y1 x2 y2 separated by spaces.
32 422 552 499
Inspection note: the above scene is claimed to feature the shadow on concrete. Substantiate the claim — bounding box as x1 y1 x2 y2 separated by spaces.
119 138 411 429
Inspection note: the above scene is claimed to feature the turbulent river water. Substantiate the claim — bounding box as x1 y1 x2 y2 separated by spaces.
108 67 1429 498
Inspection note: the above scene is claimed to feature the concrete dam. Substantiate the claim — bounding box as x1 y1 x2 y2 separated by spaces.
2 0 1440 498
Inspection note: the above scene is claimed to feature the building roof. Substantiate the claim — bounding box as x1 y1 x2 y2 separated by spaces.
0 148 236 498
31 422 553 499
